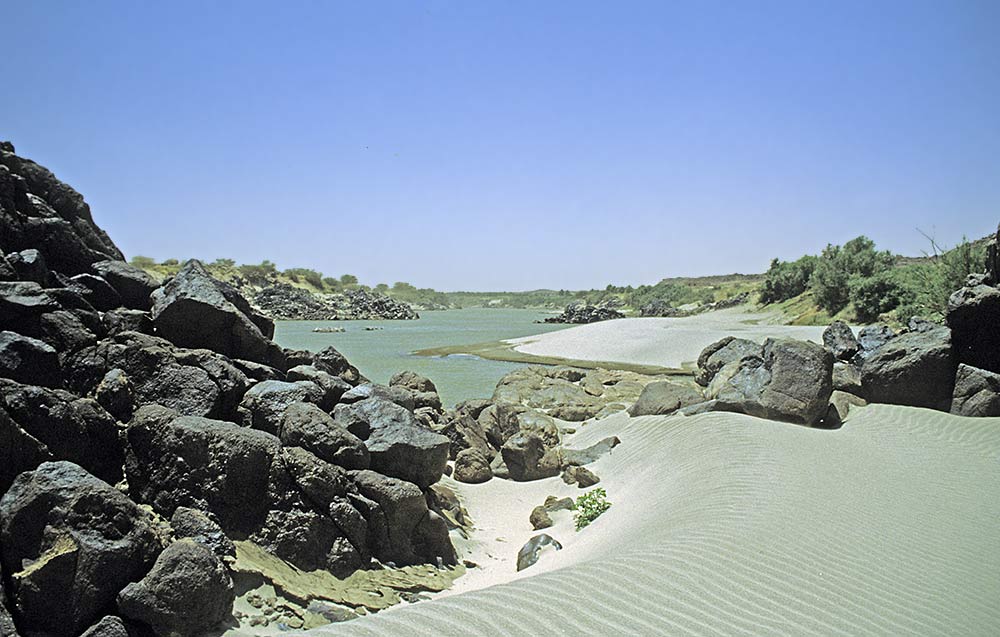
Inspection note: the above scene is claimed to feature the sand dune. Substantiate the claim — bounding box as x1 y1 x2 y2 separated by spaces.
309 406 1000 635
505 309 832 369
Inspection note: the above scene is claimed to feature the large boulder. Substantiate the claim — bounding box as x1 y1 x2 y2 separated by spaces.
709 338 833 425
237 379 323 434
91 260 157 311
118 540 234 636
312 345 363 385
0 462 161 637
500 432 561 482
822 320 859 361
285 364 351 410
336 398 449 489
947 284 1000 374
150 259 284 368
0 330 60 387
696 337 763 386
0 379 123 486
951 364 1000 417
350 470 455 566
389 371 442 412
453 448 493 484
627 381 703 416
279 402 370 470
169 507 236 560
853 324 895 365
861 326 955 410
68 273 121 311
125 406 281 534
438 412 494 460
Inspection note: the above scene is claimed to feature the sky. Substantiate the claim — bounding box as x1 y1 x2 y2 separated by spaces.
3 1 999 291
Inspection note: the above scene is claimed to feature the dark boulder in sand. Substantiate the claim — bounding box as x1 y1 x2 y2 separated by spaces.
709 338 833 426
0 462 161 637
861 326 955 410
0 330 60 387
853 324 895 365
822 320 859 361
150 259 284 368
627 381 703 417
501 432 561 482
0 379 123 486
947 284 1000 374
91 260 157 311
696 336 762 386
118 540 234 636
951 364 1000 417
350 470 455 566
453 448 493 484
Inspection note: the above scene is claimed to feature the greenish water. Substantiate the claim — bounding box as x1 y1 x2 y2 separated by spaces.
272 309 568 407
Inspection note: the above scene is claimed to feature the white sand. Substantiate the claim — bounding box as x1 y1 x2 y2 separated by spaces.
309 406 1000 635
506 308 832 368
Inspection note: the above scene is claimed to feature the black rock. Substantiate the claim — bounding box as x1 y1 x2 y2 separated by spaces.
170 507 237 559
947 284 1000 374
150 259 284 368
5 249 49 285
0 462 161 637
0 330 60 387
0 379 123 486
91 260 157 311
279 402 370 470
822 320 859 361
79 616 134 637
951 364 1000 417
118 540 234 636
543 302 624 324
339 383 416 411
861 326 955 410
312 345 363 385
453 448 492 484
627 381 703 417
237 379 324 434
853 324 895 365
286 364 351 410
500 432 560 482
696 336 763 386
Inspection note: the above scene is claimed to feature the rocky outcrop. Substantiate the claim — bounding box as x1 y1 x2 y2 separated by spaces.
254 284 418 320
0 462 162 637
118 540 234 636
860 326 955 410
543 302 624 324
151 259 286 368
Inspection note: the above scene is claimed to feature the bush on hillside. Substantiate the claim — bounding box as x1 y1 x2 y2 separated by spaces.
760 255 817 304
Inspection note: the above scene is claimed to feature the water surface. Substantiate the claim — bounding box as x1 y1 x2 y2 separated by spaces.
273 309 568 406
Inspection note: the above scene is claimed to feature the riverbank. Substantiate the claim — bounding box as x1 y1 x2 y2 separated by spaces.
415 307 831 373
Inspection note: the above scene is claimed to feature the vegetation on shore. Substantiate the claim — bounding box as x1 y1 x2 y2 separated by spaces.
759 234 987 326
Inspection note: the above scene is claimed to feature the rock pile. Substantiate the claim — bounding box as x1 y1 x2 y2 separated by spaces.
254 284 419 321
543 302 624 324
0 143 454 636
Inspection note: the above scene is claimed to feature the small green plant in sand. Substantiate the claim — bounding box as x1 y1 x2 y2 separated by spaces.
574 487 612 531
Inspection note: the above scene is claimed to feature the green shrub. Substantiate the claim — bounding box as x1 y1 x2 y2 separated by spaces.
129 255 157 268
811 236 894 315
849 269 902 323
760 255 817 303
574 487 612 531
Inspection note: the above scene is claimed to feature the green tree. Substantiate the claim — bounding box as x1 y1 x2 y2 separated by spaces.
759 255 817 303
129 255 157 269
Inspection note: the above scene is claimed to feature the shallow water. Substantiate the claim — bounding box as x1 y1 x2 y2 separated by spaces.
272 308 568 407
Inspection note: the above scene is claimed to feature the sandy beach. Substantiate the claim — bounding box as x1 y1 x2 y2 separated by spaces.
505 308 833 370
311 405 1000 635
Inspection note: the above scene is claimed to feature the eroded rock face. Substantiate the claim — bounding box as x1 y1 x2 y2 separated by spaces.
0 462 161 637
151 259 285 368
951 364 1000 417
118 540 235 636
861 326 955 410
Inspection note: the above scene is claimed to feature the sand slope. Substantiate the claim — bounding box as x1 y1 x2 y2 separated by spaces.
506 309 832 369
309 406 1000 636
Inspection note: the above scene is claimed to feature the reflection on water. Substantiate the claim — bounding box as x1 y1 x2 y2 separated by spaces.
272 308 567 407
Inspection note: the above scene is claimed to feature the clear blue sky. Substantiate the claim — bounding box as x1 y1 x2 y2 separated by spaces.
4 1 998 291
